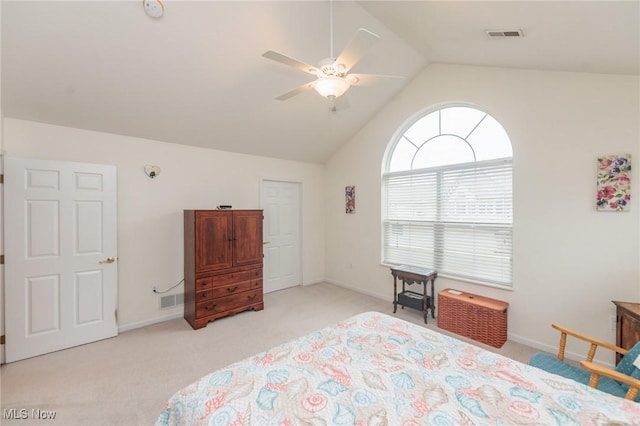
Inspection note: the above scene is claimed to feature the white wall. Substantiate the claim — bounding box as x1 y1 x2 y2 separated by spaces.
2 63 639 366
325 63 640 363
2 119 325 329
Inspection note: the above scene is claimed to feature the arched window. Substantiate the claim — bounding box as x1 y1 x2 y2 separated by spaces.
382 105 513 286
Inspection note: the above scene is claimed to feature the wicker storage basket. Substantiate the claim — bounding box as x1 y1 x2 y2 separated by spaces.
437 289 508 348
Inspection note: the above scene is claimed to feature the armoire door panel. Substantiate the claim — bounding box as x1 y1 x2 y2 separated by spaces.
233 211 263 267
195 211 233 272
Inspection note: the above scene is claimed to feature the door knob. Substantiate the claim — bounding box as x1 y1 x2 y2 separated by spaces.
100 257 116 264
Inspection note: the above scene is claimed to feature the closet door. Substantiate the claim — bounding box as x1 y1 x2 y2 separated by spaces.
261 180 301 293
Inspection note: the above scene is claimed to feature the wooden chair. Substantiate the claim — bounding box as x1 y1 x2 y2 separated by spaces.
529 323 640 401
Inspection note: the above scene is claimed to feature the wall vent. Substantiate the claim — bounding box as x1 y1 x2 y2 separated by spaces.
160 293 184 309
485 29 524 38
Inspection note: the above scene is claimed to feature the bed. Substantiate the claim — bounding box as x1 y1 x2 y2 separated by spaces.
156 311 640 425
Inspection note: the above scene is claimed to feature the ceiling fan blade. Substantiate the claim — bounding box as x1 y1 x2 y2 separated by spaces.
347 73 405 87
334 28 380 73
274 81 316 101
262 50 321 76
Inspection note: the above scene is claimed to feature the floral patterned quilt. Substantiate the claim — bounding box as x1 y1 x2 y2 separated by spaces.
156 311 640 425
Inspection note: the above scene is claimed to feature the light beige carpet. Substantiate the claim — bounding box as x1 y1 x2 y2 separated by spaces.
1 283 538 425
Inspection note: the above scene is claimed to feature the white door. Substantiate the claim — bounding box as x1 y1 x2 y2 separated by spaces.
4 157 118 362
261 180 301 293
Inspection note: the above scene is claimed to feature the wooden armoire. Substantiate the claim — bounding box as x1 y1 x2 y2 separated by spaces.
184 210 264 329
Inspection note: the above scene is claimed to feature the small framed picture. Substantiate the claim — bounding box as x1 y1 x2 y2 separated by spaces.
596 154 631 211
345 185 355 214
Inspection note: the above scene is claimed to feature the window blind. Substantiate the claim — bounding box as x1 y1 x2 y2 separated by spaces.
383 158 513 286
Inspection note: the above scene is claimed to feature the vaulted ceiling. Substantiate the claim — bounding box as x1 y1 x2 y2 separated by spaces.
2 1 638 164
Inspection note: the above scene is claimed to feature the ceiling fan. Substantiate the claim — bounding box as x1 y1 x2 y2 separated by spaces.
262 0 403 110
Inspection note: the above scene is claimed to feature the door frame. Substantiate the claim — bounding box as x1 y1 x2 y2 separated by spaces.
259 178 303 292
0 157 4 364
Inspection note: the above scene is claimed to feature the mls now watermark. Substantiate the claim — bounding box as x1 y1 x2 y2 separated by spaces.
4 408 57 420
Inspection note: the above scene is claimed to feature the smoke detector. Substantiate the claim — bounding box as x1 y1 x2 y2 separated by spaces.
485 29 524 38
143 0 164 18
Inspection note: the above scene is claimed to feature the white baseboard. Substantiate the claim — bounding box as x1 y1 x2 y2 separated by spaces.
115 281 617 369
507 332 615 368
119 280 339 332
324 279 389 302
326 280 616 368
507 332 559 356
118 310 183 333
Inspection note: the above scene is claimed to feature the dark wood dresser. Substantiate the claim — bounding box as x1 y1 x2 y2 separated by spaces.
613 301 640 364
184 210 264 329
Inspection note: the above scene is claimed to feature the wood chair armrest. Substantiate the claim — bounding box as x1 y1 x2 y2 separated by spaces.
552 323 628 361
580 360 640 401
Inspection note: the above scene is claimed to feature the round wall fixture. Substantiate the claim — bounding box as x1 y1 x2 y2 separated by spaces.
143 0 164 18
144 165 161 179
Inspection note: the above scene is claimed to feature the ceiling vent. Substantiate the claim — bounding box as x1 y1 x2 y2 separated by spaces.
485 29 524 38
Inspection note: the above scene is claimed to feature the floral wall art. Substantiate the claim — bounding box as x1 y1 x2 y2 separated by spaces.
345 185 355 214
596 154 631 211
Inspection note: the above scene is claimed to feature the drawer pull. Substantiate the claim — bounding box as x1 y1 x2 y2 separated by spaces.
205 304 217 311
248 294 257 300
227 286 239 293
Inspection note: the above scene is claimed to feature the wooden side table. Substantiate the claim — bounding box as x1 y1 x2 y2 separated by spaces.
391 265 438 324
613 301 640 365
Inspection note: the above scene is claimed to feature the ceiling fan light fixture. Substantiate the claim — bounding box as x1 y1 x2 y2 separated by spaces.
314 76 350 99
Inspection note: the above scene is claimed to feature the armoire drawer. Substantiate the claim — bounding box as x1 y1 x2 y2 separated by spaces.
195 277 212 291
196 282 254 304
211 270 253 287
196 289 263 317
195 289 213 303
209 281 252 299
